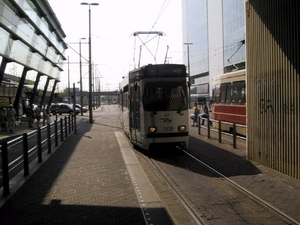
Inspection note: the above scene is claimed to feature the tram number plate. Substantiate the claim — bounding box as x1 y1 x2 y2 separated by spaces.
164 127 174 132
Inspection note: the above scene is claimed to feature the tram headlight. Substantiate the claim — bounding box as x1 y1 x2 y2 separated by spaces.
178 125 186 131
148 126 157 133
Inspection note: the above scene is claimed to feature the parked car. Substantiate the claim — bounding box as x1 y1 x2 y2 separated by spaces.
75 104 88 113
50 103 80 115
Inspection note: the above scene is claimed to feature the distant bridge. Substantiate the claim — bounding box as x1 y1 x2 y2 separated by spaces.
64 91 118 102
81 91 118 96
97 91 118 95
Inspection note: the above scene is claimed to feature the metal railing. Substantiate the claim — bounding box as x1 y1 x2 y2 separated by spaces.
0 115 75 197
196 117 246 148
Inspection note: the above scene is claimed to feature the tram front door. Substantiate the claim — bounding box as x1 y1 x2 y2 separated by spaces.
129 85 141 144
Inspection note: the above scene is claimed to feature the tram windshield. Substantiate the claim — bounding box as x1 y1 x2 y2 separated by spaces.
143 81 187 111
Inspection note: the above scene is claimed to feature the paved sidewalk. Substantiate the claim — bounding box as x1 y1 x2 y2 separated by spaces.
188 126 300 225
0 106 300 224
0 107 145 224
0 116 34 142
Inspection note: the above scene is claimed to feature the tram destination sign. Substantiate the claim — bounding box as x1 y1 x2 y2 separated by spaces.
129 64 187 82
145 64 186 78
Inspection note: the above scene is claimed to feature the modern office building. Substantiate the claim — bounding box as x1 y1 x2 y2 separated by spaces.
182 0 245 101
183 0 300 179
0 0 67 116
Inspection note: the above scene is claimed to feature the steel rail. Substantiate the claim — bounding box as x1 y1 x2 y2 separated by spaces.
147 156 204 225
181 148 300 225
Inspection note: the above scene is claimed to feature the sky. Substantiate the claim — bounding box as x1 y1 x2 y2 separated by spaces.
48 0 185 92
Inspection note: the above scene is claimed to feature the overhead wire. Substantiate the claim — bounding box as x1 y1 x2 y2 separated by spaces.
133 0 172 66
147 0 171 38
147 0 171 61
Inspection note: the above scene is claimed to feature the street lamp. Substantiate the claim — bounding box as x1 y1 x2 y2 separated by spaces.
67 56 70 104
184 42 193 107
81 2 99 123
79 37 86 116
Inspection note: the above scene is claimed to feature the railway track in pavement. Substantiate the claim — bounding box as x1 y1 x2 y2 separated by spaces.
109 101 300 225
132 144 300 225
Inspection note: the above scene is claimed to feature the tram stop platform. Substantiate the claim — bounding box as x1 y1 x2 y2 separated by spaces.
0 105 300 225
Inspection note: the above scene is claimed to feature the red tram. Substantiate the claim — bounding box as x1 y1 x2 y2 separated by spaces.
211 69 246 136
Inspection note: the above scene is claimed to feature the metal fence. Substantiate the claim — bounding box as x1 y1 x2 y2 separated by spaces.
196 117 246 149
0 115 75 197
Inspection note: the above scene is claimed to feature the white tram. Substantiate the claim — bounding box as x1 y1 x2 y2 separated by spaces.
119 64 189 151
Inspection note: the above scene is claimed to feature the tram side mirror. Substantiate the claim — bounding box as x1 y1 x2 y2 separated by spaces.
134 82 138 90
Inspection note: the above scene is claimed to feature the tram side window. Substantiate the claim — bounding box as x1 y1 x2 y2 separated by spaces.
135 87 140 129
220 82 231 104
130 86 140 129
121 85 129 108
232 81 246 105
122 93 128 108
213 84 220 103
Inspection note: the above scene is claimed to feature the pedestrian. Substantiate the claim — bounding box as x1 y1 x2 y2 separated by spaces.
46 105 51 124
35 104 41 127
45 105 51 124
7 104 17 133
201 101 210 125
192 102 200 126
0 108 7 131
27 104 35 127
42 104 47 126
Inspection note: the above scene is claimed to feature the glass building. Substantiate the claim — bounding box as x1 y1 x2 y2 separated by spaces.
223 0 245 72
0 0 67 115
184 0 209 77
182 0 245 98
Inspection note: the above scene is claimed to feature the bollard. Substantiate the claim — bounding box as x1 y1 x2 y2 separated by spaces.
55 120 58 147
1 142 10 197
74 113 77 134
207 118 211 139
60 118 64 142
197 117 201 135
37 127 42 163
70 114 73 132
69 115 72 133
23 133 29 176
233 123 237 148
65 117 68 137
218 120 222 143
47 123 51 153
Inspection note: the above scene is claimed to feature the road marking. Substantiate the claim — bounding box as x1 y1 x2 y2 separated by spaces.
115 131 171 225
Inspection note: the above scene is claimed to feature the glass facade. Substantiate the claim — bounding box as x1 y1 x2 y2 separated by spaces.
182 0 246 99
0 0 67 111
0 0 66 80
223 0 245 71
185 0 209 76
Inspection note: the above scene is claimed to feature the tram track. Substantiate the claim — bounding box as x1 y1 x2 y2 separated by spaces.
181 148 300 225
137 145 300 225
148 156 205 225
